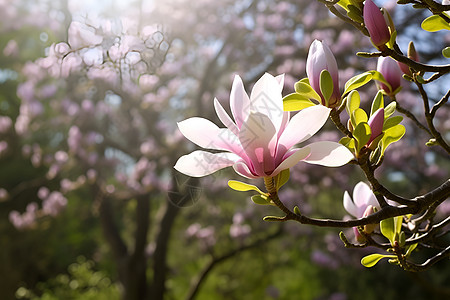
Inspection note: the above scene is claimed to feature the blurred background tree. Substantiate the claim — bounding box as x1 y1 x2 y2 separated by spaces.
0 0 448 299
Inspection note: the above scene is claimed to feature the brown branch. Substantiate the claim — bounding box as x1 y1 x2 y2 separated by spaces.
395 102 432 135
185 227 282 300
414 80 450 153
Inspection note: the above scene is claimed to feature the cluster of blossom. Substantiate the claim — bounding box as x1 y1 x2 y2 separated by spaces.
9 188 67 230
185 223 217 252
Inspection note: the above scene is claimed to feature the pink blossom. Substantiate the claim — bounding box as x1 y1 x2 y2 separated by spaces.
367 108 384 145
363 0 391 48
343 182 379 219
343 182 380 242
175 73 353 179
377 56 403 96
306 40 340 107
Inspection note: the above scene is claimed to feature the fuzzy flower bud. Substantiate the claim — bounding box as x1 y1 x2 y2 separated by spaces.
363 0 391 48
377 56 403 97
397 41 419 76
306 40 340 107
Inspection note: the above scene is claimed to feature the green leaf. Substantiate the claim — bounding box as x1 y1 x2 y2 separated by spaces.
353 122 371 152
338 0 351 10
405 243 418 257
383 116 403 131
283 93 316 111
293 206 301 215
370 91 384 116
380 124 406 156
294 81 321 101
251 195 271 205
384 101 397 118
346 90 361 116
387 29 397 50
275 169 290 190
380 217 396 244
369 70 392 93
339 137 356 154
421 15 450 32
263 215 285 222
319 69 333 106
228 180 264 194
343 72 373 96
442 47 450 58
361 254 396 268
394 216 403 235
351 108 368 128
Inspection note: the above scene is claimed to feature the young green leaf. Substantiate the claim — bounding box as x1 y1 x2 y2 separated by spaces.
353 122 371 152
383 115 403 131
380 124 406 156
319 69 334 106
421 15 450 32
384 101 397 118
351 108 368 128
361 253 396 268
283 93 316 111
370 91 384 116
275 169 290 190
294 81 321 101
346 90 361 116
228 180 264 194
343 72 373 96
369 70 392 93
380 217 395 244
442 47 450 58
251 195 271 205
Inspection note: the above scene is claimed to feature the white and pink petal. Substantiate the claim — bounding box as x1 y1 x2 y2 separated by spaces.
174 151 240 177
302 141 354 167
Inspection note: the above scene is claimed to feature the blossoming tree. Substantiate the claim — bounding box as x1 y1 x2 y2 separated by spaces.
0 0 449 299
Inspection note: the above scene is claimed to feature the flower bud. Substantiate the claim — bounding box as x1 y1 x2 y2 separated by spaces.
363 0 391 48
377 56 403 96
306 40 340 107
397 41 419 76
367 108 384 145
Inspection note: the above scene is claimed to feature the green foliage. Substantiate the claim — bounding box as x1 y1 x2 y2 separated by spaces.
442 46 450 58
319 69 333 106
361 253 396 268
353 122 372 152
228 180 264 194
282 93 316 111
274 169 290 191
421 15 450 32
294 79 321 101
15 257 120 300
343 72 373 97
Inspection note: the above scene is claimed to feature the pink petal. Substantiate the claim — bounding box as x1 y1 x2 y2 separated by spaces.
174 151 240 177
302 141 354 167
178 118 239 152
249 73 284 132
270 147 311 177
343 190 358 218
367 108 384 144
239 112 277 176
278 105 331 152
214 98 239 136
233 161 259 179
353 182 379 211
230 75 250 129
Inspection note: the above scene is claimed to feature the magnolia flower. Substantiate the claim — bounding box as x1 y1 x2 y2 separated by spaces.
363 0 391 48
306 40 340 108
377 56 403 97
343 182 380 242
175 73 353 179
